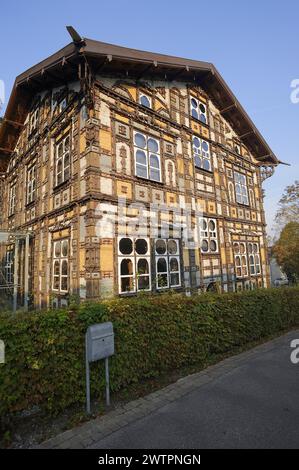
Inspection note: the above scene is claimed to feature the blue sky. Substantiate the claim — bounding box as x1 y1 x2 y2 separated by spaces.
1 0 298 235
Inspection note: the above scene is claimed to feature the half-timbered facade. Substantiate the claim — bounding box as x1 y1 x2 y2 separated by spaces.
0 31 280 308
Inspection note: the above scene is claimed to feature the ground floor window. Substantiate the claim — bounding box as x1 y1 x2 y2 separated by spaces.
118 237 151 293
155 238 181 289
5 249 14 286
52 239 69 293
234 241 261 279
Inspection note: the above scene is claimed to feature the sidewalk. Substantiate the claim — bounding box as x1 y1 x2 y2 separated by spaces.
38 329 299 449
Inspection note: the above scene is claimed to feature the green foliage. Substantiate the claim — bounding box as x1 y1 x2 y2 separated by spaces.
0 287 299 416
273 222 299 283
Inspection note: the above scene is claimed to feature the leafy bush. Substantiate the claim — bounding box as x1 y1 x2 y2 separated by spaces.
0 286 299 416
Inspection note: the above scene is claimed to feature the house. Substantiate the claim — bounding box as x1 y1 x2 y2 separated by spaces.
0 28 280 309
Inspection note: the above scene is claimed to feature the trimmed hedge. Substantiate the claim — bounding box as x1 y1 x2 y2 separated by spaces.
0 286 299 416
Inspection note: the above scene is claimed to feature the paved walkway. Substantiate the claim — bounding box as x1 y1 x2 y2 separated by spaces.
39 330 299 449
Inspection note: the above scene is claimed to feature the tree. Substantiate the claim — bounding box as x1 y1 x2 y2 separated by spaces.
275 180 299 228
273 222 299 283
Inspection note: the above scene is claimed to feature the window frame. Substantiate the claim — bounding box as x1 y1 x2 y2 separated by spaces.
199 218 219 254
8 182 16 216
118 237 151 294
52 239 69 293
155 238 181 290
190 96 208 124
234 171 249 206
26 164 36 205
192 136 212 172
55 134 71 187
133 131 161 183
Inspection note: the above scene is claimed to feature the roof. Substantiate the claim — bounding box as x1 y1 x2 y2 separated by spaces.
0 30 281 171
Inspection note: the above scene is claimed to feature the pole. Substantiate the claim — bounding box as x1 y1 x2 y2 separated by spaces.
86 334 91 414
105 357 110 407
24 234 29 311
12 239 19 313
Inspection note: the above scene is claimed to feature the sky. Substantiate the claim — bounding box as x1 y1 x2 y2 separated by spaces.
1 0 298 236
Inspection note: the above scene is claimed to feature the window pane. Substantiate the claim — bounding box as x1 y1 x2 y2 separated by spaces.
191 109 199 119
157 257 167 273
202 159 211 171
193 136 200 148
135 239 148 255
61 260 68 276
61 276 68 291
137 258 149 274
147 138 159 153
170 273 180 286
121 258 133 276
201 239 209 252
157 274 168 288
138 275 150 290
119 238 133 255
167 239 178 255
136 164 148 178
155 239 166 255
136 150 147 165
62 240 68 257
54 242 61 257
121 277 134 293
150 168 160 181
210 240 217 252
169 257 179 272
149 154 160 168
140 95 151 108
54 260 60 275
134 133 146 148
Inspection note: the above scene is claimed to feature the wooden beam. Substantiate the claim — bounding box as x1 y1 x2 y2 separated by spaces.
136 61 158 80
4 118 24 128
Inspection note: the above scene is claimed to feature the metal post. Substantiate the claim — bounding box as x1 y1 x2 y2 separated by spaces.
105 357 110 407
12 239 19 313
86 334 91 414
24 234 29 312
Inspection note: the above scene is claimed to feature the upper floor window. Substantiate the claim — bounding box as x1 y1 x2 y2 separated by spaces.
26 165 36 205
29 109 39 135
199 218 218 254
55 135 70 186
155 239 181 289
134 132 161 182
52 239 69 293
59 98 67 113
139 94 152 108
248 243 261 275
234 242 261 278
234 171 249 205
190 97 208 124
8 182 16 216
192 136 212 172
118 237 151 293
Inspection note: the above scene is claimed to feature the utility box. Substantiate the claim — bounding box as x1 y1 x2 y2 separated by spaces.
86 322 114 362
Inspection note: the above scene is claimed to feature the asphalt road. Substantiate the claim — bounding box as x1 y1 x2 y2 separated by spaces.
89 330 299 449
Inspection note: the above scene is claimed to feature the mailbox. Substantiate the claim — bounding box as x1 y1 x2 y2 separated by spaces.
86 322 114 362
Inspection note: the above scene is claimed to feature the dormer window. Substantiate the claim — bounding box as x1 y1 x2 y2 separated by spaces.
192 136 212 172
139 94 152 108
190 97 208 124
29 109 39 135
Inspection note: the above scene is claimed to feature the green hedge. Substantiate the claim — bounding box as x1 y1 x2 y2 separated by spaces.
0 286 299 416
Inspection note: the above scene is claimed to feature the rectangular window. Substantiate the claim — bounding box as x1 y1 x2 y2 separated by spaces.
234 171 249 205
134 132 161 182
118 237 151 294
155 239 181 289
55 135 71 186
192 136 212 172
233 242 261 278
199 218 218 253
5 249 14 286
52 239 69 293
190 97 208 124
8 182 16 216
26 165 36 205
29 109 39 135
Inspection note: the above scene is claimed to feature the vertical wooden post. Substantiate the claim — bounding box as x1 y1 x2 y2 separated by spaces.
13 238 19 313
24 234 30 311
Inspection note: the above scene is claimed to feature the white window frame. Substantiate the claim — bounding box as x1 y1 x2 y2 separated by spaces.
26 164 36 205
134 131 161 182
192 136 212 172
155 239 181 290
8 182 16 216
55 135 71 186
199 218 219 254
52 239 69 293
139 93 152 108
190 96 208 124
234 171 249 205
5 250 14 285
248 242 261 276
29 108 39 135
118 237 151 294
